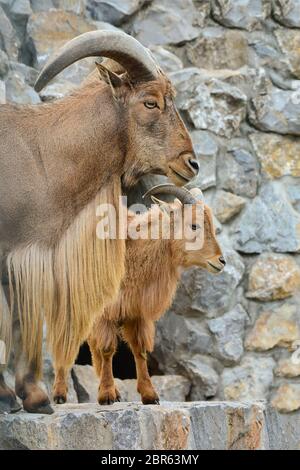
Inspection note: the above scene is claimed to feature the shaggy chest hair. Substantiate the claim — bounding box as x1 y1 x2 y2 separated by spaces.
106 238 180 322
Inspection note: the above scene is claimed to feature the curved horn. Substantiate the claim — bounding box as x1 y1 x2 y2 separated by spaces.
143 184 197 205
34 30 159 92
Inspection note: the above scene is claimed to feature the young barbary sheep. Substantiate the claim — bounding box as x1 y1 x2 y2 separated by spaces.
53 185 225 405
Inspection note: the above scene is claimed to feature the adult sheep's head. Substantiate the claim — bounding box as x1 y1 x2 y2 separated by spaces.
34 31 199 188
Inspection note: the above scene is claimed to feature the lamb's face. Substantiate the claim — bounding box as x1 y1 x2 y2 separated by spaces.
180 204 226 274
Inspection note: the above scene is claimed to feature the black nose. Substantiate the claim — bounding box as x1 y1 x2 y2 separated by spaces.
188 159 199 174
219 256 226 266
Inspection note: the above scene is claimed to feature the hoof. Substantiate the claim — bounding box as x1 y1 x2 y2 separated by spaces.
142 397 160 405
23 398 54 415
53 395 66 405
98 389 119 406
0 395 22 414
99 397 116 405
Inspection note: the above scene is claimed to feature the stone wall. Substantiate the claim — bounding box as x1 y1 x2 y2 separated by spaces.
0 1 300 413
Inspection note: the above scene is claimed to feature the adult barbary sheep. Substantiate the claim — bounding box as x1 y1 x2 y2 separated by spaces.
0 31 199 414
52 185 225 405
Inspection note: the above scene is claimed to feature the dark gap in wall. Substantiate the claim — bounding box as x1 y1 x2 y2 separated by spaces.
75 339 137 379
75 340 162 379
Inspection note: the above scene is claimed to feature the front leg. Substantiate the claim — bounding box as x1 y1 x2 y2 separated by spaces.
88 316 120 405
122 319 159 405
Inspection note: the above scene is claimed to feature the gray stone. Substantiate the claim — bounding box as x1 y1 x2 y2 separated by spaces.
72 365 99 403
30 0 54 11
53 0 86 15
272 0 300 28
212 0 271 31
250 132 300 179
4 403 191 450
208 305 248 365
155 310 214 361
172 242 245 317
27 10 96 69
232 182 300 254
275 30 300 80
183 356 219 400
117 376 191 403
0 6 20 60
2 401 291 450
186 27 249 70
0 49 9 78
72 365 191 403
88 0 148 25
132 0 200 46
5 70 40 104
222 356 275 401
39 78 76 101
9 0 32 33
149 46 183 74
249 85 300 135
213 190 246 224
217 144 259 198
170 68 247 138
0 79 5 103
246 255 300 301
190 130 218 190
286 181 300 213
0 0 13 9
92 20 121 32
9 60 38 86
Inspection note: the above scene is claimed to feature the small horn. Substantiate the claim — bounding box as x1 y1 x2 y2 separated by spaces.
34 30 159 92
188 186 204 201
143 184 197 205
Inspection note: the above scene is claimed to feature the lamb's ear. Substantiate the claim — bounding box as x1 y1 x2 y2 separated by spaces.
151 195 169 213
95 62 122 91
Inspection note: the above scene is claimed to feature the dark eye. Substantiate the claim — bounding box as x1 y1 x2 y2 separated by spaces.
191 224 200 231
144 101 158 109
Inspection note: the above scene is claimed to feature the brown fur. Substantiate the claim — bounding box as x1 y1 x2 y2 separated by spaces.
52 195 224 404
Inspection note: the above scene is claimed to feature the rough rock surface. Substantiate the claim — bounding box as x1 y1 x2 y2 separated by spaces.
232 183 300 253
250 133 300 179
72 365 191 403
1 401 300 450
212 0 271 31
272 384 300 413
222 356 275 401
272 0 300 28
217 143 259 198
132 0 200 46
246 254 300 301
245 304 300 351
213 190 246 223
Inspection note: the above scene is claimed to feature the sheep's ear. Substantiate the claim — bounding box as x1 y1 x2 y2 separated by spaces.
151 195 169 213
95 62 122 91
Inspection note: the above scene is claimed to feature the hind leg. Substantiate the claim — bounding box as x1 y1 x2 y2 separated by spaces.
12 308 53 415
0 283 21 413
0 369 21 414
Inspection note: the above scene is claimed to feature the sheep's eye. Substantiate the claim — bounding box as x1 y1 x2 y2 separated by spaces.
191 224 200 231
144 101 158 109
